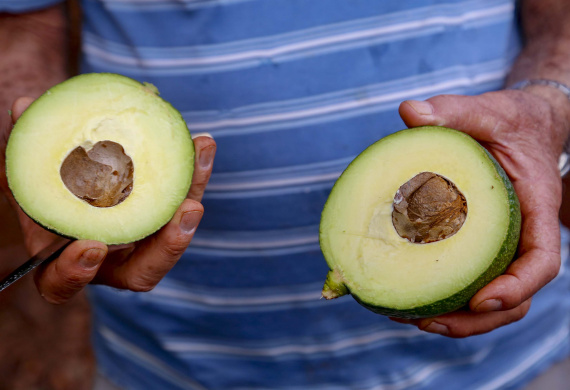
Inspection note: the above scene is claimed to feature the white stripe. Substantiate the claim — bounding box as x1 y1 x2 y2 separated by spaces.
103 0 170 2
191 225 318 249
203 181 335 199
92 0 255 10
104 0 186 3
164 328 428 357
99 326 207 390
84 4 513 68
206 171 342 191
207 156 353 191
143 287 344 313
192 234 318 249
106 0 230 2
476 324 569 390
150 285 321 306
189 70 505 132
185 243 321 257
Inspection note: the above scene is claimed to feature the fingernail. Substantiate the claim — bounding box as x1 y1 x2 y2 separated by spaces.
79 248 106 269
475 298 503 312
199 145 215 169
192 132 213 139
180 211 202 234
407 100 434 116
424 321 449 335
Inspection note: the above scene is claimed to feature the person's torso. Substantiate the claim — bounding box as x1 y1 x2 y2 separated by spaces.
81 1 569 389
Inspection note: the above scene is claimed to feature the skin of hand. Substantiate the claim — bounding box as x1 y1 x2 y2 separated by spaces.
392 87 570 338
0 97 216 304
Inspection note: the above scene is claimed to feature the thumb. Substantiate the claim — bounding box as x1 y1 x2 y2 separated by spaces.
398 94 505 143
35 240 108 304
11 97 35 122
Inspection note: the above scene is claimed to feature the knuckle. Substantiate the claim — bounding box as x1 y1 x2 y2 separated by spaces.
42 292 72 305
60 271 90 290
161 237 190 259
126 276 157 292
516 300 532 320
503 274 526 309
189 182 207 198
545 260 560 282
192 172 209 187
445 327 472 339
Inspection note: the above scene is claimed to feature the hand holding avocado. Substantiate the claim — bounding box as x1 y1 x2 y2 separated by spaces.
1 95 216 304
320 126 521 320
389 89 570 337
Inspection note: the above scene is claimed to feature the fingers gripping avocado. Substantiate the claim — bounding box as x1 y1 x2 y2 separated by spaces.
319 126 521 319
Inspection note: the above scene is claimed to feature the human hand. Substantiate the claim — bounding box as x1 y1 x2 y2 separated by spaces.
1 97 216 303
393 88 570 337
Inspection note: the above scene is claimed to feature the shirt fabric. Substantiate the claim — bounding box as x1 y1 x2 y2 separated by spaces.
4 1 570 389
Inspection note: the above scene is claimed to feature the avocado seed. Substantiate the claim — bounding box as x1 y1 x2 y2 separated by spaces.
392 172 467 243
60 140 134 207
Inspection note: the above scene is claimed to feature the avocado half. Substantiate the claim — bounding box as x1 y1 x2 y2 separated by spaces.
319 126 521 318
6 73 194 245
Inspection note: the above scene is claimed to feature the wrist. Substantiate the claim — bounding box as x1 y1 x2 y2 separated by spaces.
508 80 570 175
509 80 570 135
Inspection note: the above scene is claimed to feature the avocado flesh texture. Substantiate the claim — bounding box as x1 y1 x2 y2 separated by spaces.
6 73 194 245
320 126 521 318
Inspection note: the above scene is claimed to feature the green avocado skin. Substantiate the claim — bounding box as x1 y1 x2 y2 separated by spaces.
321 127 522 319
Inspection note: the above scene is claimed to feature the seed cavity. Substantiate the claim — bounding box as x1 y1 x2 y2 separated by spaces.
60 140 134 207
392 172 467 244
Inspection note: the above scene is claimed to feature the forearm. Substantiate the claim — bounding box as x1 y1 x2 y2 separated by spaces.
0 4 69 112
0 4 69 199
0 5 70 260
507 0 570 144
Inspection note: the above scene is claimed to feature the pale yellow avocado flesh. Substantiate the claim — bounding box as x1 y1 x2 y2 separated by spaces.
6 73 194 245
320 127 513 311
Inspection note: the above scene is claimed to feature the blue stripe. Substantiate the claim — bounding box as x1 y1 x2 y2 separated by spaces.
89 0 256 12
179 59 512 125
172 248 328 287
82 8 516 76
82 0 512 59
0 0 62 12
81 27 519 116
82 0 494 46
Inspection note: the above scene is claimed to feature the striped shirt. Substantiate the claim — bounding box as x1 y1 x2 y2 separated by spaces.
4 1 570 389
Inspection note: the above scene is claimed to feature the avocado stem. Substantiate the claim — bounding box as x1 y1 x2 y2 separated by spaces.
322 270 349 299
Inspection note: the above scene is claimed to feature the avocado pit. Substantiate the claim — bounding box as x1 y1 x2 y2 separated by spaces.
392 172 467 244
60 140 134 207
